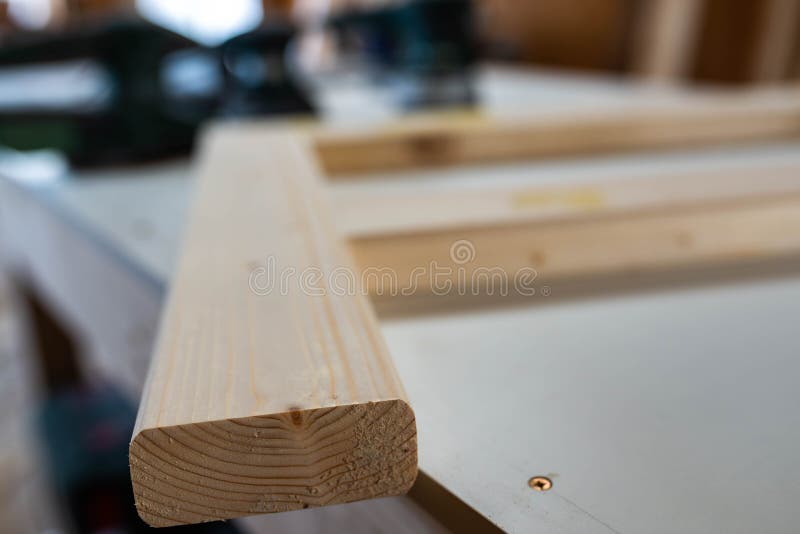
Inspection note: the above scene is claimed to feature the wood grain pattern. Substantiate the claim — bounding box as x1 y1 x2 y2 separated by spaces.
333 163 800 237
130 126 416 527
331 163 800 295
313 86 800 175
131 100 800 524
348 193 800 296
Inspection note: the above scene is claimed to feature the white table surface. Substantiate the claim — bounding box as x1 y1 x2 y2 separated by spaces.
2 67 800 533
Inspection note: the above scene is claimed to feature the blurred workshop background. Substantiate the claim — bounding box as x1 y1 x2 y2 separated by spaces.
0 1 799 533
0 0 799 166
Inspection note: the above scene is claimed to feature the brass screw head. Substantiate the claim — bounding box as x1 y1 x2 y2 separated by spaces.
528 476 553 491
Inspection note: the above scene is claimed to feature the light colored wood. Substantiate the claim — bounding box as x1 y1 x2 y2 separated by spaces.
129 126 417 527
330 163 800 296
334 163 800 237
349 193 800 296
11 68 800 533
313 86 800 175
634 0 705 81
752 0 800 82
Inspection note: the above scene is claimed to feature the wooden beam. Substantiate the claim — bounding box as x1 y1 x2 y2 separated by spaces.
131 107 800 525
795 31 800 79
313 86 800 175
331 163 800 296
633 0 705 82
334 164 800 237
348 194 800 297
477 0 632 71
752 0 800 82
129 126 417 527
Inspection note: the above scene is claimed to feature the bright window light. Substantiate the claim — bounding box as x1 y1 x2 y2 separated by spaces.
136 0 263 46
7 0 53 29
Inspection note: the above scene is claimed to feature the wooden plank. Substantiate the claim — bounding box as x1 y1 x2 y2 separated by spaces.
692 0 775 84
129 106 800 525
334 163 800 237
313 86 800 175
478 0 632 71
795 23 800 79
129 126 417 527
329 163 800 296
752 0 800 82
633 0 705 81
348 193 800 297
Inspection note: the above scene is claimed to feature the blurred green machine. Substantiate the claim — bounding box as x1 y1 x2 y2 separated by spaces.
0 18 314 167
329 0 477 108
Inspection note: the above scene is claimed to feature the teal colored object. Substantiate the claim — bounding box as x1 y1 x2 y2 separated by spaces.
36 384 136 495
0 19 204 166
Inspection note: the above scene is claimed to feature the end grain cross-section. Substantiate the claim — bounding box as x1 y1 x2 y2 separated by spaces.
129 126 417 527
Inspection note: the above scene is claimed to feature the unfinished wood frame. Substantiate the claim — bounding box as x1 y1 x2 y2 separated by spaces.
132 86 800 526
